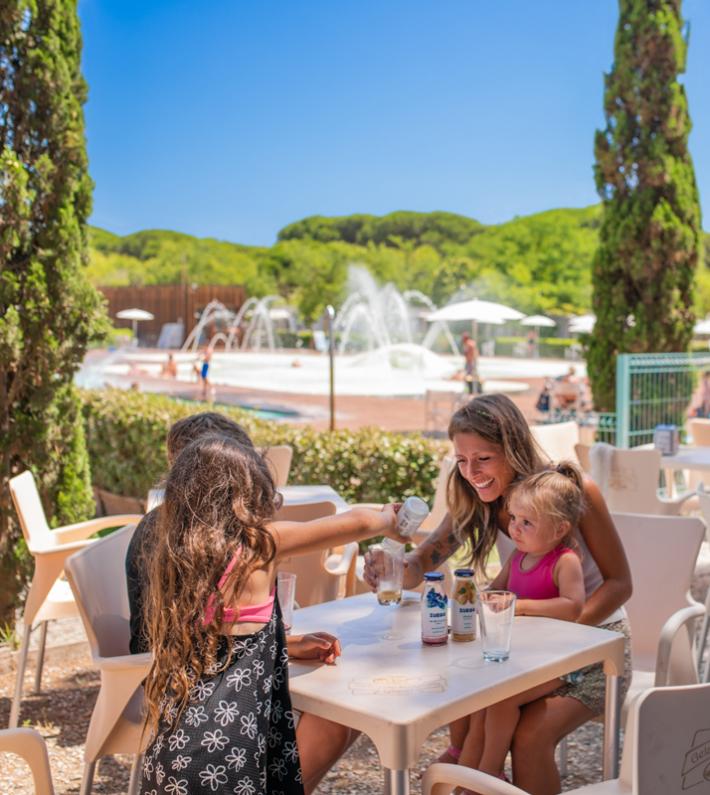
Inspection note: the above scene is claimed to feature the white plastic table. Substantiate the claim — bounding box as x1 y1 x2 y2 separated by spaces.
659 445 710 473
279 484 350 513
289 593 625 795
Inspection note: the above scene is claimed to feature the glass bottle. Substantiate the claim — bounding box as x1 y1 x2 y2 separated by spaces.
451 568 476 642
421 572 448 645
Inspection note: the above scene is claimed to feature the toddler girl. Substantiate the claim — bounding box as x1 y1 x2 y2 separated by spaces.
140 433 402 795
452 462 586 789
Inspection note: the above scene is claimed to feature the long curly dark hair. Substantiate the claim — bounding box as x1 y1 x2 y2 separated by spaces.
142 433 279 734
447 394 546 573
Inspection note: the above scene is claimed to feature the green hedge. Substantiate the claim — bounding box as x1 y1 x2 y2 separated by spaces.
80 389 448 505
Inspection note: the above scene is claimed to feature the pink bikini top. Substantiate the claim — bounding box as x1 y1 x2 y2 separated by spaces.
506 545 575 601
203 550 275 626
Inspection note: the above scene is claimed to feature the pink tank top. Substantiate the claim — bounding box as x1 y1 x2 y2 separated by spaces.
203 550 275 626
506 545 575 600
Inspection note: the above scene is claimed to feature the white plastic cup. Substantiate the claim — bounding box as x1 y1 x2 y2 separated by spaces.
397 496 429 537
277 571 297 633
478 590 516 662
370 540 404 605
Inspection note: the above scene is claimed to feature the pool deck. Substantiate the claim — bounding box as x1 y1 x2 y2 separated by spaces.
81 350 544 432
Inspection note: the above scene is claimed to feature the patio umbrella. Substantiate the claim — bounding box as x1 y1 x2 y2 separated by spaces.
116 307 154 338
694 318 710 335
568 314 595 334
521 314 556 328
426 298 524 333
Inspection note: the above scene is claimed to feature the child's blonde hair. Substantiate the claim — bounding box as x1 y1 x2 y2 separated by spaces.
507 461 586 545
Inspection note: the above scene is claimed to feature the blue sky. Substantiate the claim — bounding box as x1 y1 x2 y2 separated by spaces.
79 0 710 247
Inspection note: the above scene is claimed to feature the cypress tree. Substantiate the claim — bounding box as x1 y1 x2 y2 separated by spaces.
0 0 106 618
588 0 702 412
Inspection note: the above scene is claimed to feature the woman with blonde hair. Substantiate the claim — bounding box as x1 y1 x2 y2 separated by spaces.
365 393 632 795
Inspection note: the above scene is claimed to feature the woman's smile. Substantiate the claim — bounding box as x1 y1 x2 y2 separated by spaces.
453 432 515 503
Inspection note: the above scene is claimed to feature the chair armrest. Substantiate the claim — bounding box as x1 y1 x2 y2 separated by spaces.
96 652 153 673
324 542 359 576
660 490 698 509
654 602 706 686
53 514 143 544
348 502 385 511
422 763 528 795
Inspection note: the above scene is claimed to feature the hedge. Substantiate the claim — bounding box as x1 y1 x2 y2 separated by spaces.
80 389 448 506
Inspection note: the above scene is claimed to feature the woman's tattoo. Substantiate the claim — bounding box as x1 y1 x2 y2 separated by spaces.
426 532 460 567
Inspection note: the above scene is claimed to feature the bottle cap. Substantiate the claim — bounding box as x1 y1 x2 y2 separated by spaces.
454 568 474 578
402 495 429 517
424 572 444 581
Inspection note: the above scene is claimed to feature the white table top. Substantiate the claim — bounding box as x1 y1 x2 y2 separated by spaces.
279 484 350 513
288 592 624 771
659 445 710 472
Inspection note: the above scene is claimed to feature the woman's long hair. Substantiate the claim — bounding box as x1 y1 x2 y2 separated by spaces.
142 434 279 734
447 394 547 573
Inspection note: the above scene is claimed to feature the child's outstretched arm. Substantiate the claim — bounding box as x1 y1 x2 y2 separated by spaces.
515 552 584 621
270 505 405 558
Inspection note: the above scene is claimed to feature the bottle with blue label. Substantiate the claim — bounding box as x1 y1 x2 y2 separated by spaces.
451 568 476 642
421 572 448 645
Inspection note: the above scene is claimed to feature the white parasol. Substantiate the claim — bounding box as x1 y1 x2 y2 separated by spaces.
426 299 524 325
568 314 595 334
116 307 155 338
694 318 710 335
521 314 556 328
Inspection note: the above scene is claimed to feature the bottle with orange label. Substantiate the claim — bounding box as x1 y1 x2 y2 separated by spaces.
451 568 476 642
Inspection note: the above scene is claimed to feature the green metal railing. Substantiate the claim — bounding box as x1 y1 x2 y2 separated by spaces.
614 352 710 448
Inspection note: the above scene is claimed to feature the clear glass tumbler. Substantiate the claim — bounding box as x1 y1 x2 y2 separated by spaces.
277 571 297 633
478 590 516 662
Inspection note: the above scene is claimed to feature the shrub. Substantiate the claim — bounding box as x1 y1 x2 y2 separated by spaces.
81 389 448 505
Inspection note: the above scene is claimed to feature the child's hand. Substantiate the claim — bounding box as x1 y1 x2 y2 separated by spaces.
287 632 341 665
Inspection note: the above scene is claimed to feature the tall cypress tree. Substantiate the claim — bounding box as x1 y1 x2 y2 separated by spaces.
0 0 106 618
588 0 702 412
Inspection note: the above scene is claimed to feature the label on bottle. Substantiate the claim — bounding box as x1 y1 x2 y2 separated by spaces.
451 582 477 642
421 585 448 644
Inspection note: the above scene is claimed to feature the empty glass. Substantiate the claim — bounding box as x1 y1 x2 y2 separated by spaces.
277 571 297 633
370 540 405 605
478 590 516 662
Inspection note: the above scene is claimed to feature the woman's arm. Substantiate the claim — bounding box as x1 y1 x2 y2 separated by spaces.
403 513 462 589
576 478 632 625
270 506 401 559
515 553 584 621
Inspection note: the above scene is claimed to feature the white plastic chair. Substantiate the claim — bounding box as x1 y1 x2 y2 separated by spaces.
587 444 696 514
530 420 579 463
0 728 55 794
415 456 455 540
262 444 294 487
425 391 467 433
64 524 151 795
688 418 710 445
8 470 142 728
422 682 710 795
693 486 710 681
274 500 358 607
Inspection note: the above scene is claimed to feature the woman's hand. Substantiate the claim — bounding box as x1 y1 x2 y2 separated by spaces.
287 632 342 665
363 548 424 591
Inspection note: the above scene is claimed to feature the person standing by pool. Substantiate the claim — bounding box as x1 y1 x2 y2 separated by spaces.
199 349 212 400
462 333 480 395
364 393 632 795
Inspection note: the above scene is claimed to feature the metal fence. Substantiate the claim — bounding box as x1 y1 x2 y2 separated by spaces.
614 352 710 448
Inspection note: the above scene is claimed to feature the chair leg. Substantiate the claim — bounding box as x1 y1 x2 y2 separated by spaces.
33 621 48 693
9 625 32 728
128 753 144 795
80 759 97 795
558 735 569 778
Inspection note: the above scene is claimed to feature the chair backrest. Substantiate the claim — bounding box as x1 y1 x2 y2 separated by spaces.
8 471 52 549
626 682 710 794
688 418 710 446
529 421 579 463
574 442 591 473
262 444 293 487
0 728 55 794
64 524 136 659
274 500 339 607
612 512 704 680
599 447 665 513
419 456 455 535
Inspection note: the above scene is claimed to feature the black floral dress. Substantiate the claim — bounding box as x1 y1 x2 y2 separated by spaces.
140 600 304 795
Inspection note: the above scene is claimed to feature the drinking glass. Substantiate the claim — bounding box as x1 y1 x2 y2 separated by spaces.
277 571 297 634
478 590 516 662
369 541 404 605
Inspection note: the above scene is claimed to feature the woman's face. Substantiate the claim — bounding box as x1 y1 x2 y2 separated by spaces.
453 432 516 503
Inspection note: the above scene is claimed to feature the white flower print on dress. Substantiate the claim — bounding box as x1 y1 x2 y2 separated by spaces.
261 675 273 694
201 728 230 753
252 659 265 678
267 725 283 748
226 667 252 692
213 699 239 726
258 768 267 790
167 728 190 752
164 777 189 795
232 776 257 795
170 754 192 771
192 679 215 701
283 740 299 763
185 704 209 727
284 709 298 729
269 757 288 781
225 745 247 771
155 762 165 785
142 755 154 779
153 733 164 755
239 711 258 740
198 763 228 791
257 734 266 756
270 699 283 723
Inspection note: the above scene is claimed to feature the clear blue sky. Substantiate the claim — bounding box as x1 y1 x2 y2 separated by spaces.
79 0 710 247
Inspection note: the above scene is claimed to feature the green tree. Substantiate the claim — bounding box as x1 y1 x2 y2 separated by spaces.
588 0 702 411
0 0 106 618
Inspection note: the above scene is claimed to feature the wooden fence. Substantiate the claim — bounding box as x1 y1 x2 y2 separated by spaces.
99 284 247 346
